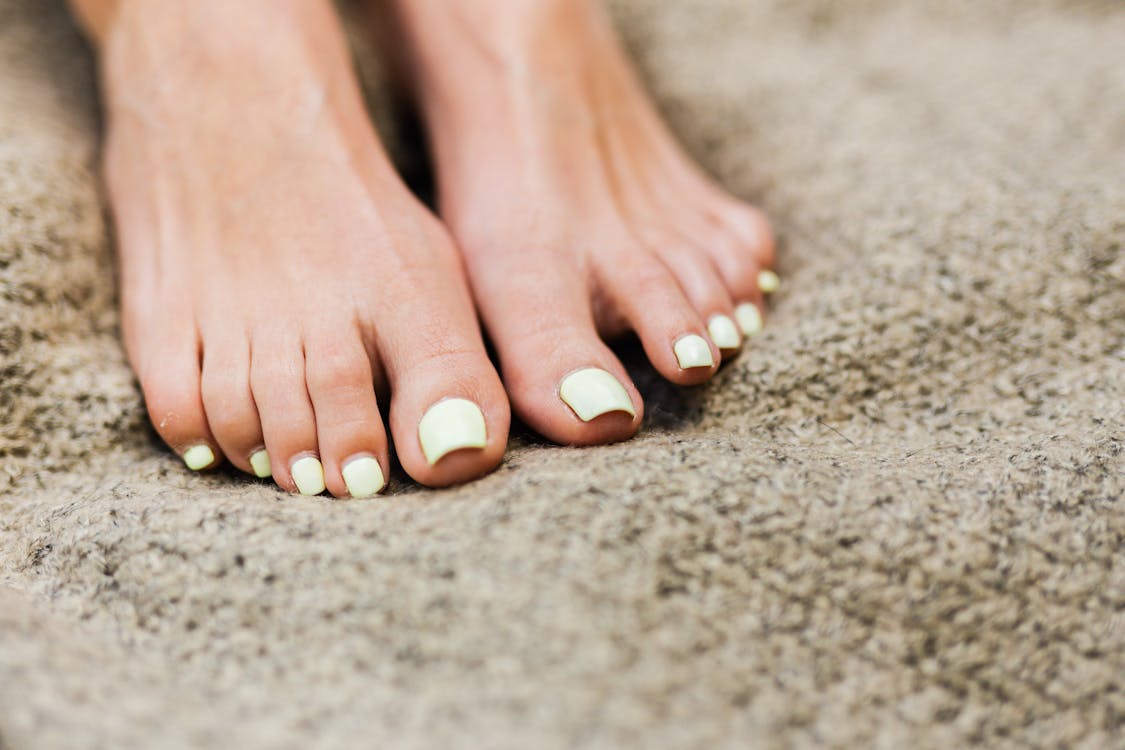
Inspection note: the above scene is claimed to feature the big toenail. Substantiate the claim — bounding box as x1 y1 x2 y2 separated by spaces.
418 398 488 465
758 269 780 294
342 456 386 498
735 303 763 337
559 368 636 422
707 315 742 350
182 444 215 471
290 455 326 496
249 449 272 478
673 334 715 370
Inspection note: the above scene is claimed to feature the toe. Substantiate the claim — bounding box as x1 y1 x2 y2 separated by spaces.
200 333 269 477
137 336 221 472
653 243 742 357
471 253 642 445
708 204 778 338
304 329 388 498
598 249 720 385
717 201 776 271
707 313 743 354
250 332 324 495
710 234 768 341
375 265 509 487
386 344 509 487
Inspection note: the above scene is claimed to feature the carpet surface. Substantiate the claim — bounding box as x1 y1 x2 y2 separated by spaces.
1 1 1122 748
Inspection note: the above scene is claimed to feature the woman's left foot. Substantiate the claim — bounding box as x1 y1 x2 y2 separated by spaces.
387 0 776 446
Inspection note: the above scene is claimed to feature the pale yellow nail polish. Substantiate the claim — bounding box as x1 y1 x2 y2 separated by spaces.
290 456 326 496
707 315 742 350
673 334 715 369
559 368 636 422
249 449 272 479
735 303 763 337
418 398 488 466
342 456 385 498
758 269 780 294
182 444 215 471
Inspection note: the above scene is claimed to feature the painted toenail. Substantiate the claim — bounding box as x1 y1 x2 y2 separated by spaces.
735 303 763 337
559 368 636 422
758 269 780 294
707 315 742 350
290 455 326 496
342 456 385 498
418 398 488 465
182 444 215 471
673 334 715 370
249 449 272 479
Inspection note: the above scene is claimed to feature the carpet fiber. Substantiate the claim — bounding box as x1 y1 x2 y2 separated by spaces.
1 1 1122 747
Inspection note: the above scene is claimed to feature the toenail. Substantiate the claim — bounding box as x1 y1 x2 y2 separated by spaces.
673 334 715 370
758 269 780 294
290 455 326 496
707 315 742 350
559 368 636 422
418 398 488 466
182 444 215 471
735 303 763 337
249 449 272 479
342 456 386 498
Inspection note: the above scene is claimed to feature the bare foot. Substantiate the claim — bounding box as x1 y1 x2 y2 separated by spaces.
387 0 777 446
78 0 509 493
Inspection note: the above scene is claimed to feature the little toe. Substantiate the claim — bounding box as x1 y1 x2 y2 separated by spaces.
138 337 221 472
250 334 324 495
304 331 388 498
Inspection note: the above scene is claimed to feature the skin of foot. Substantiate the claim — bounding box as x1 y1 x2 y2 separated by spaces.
70 0 511 494
384 0 777 446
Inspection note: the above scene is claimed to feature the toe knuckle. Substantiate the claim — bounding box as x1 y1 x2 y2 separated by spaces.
417 343 482 375
729 205 776 263
250 355 300 389
202 407 243 438
200 367 241 404
139 369 202 436
630 264 675 298
140 367 195 413
308 345 370 393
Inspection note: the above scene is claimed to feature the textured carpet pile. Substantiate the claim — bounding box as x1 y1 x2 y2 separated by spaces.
1 1 1122 748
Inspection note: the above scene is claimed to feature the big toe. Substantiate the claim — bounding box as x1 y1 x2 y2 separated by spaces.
474 254 642 445
376 270 510 487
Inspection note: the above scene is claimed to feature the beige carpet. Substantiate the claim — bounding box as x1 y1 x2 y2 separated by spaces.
1 1 1122 747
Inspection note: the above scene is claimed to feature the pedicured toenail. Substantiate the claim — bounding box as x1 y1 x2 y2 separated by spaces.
758 269 780 294
559 368 636 422
249 449 272 479
418 398 488 466
182 445 214 470
342 456 385 498
290 455 326 496
182 444 215 471
707 315 742 350
673 334 715 370
735 303 763 338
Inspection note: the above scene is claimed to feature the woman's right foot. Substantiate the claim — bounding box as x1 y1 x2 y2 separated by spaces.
84 0 509 493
